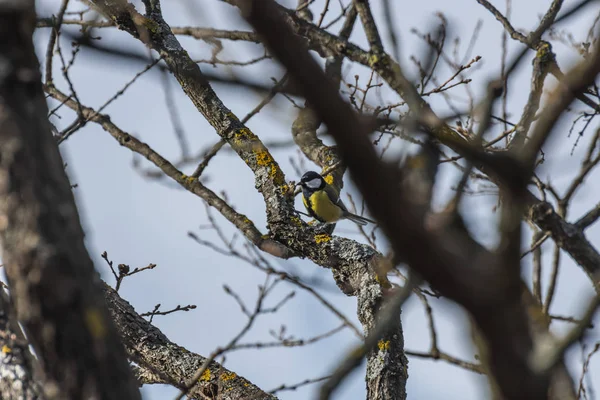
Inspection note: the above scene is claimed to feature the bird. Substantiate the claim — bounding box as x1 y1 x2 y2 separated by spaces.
295 171 376 226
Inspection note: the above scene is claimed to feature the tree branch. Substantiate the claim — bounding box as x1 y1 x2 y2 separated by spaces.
236 1 592 399
103 283 276 400
0 1 140 398
266 1 600 296
71 3 410 400
0 290 44 400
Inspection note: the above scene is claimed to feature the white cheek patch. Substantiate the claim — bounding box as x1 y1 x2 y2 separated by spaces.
306 178 322 189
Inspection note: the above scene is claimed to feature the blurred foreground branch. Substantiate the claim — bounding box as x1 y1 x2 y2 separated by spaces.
0 1 140 398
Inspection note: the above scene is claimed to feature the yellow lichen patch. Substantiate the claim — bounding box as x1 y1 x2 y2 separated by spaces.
254 150 285 185
270 168 284 185
2 345 10 354
239 215 252 225
220 372 237 381
232 128 258 145
226 112 240 122
199 369 211 382
314 233 331 244
180 174 197 187
377 339 390 351
138 15 160 34
368 53 380 67
536 42 551 58
290 216 303 226
279 183 290 195
244 382 249 387
84 308 106 339
323 174 334 185
255 150 274 167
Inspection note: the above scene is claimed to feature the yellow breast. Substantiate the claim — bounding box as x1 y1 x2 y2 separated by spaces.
304 190 344 223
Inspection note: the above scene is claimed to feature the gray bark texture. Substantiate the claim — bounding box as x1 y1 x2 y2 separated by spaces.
14 0 597 399
84 1 409 399
0 1 141 399
0 289 44 400
103 283 277 400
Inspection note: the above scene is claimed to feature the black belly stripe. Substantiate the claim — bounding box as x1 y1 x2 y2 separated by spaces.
303 190 325 222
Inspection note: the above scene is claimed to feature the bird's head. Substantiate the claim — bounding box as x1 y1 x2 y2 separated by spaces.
297 171 326 191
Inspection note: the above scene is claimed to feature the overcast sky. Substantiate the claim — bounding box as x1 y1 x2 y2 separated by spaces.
32 0 600 399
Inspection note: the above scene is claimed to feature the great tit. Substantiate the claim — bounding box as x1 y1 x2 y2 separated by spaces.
296 171 376 226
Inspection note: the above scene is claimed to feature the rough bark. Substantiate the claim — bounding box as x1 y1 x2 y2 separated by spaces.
530 202 600 292
239 1 600 399
103 283 276 400
0 290 45 400
41 1 598 400
81 2 409 399
265 0 600 290
44 82 403 399
0 1 141 399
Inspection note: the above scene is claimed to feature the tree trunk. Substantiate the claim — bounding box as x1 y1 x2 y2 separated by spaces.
0 1 141 399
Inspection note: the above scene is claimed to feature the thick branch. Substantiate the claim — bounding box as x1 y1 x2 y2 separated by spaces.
67 4 409 400
239 1 563 399
266 3 600 294
509 43 552 148
530 202 600 292
103 283 275 400
37 17 262 42
0 1 141 399
46 83 295 260
0 290 44 400
291 8 357 191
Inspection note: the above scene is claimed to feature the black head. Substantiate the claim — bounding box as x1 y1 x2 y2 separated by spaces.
298 171 325 190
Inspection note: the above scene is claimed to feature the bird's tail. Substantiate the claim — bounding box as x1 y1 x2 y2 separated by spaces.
344 212 376 226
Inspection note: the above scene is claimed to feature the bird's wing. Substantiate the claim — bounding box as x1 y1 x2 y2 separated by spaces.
323 183 348 213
